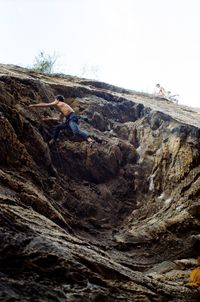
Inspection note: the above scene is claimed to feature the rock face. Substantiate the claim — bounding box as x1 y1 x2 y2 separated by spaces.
0 64 200 301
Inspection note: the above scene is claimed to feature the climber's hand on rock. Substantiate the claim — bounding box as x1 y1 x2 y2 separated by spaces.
42 117 51 121
28 104 36 109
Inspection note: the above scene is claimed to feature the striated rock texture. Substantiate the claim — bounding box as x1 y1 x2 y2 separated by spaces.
0 64 200 301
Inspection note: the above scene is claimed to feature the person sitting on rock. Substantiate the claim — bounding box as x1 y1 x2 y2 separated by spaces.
166 91 179 104
29 95 94 145
155 83 167 98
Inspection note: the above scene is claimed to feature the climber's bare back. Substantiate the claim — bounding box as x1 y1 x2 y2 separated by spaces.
53 100 74 117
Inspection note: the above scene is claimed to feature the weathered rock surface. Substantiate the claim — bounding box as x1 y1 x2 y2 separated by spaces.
0 64 200 301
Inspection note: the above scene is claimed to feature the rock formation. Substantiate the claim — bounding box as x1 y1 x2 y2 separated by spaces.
0 64 200 301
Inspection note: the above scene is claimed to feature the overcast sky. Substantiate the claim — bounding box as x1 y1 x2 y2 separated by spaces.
1 0 200 108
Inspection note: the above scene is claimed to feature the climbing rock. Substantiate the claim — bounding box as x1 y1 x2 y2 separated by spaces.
0 64 200 301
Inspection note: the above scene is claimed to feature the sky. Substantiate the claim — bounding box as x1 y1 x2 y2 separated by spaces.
1 0 200 108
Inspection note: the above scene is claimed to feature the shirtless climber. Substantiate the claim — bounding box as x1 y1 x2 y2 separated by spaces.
155 83 167 97
29 95 94 145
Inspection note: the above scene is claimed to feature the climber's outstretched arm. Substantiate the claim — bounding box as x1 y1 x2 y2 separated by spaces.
29 100 58 109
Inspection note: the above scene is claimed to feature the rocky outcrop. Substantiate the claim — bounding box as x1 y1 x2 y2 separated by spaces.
0 64 200 301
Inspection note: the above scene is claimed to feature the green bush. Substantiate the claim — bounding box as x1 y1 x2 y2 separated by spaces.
32 51 57 74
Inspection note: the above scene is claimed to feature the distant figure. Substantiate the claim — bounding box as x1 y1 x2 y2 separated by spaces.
29 95 94 145
155 83 167 97
166 91 179 104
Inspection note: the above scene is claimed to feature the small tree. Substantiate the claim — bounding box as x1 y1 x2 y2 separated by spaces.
32 51 57 74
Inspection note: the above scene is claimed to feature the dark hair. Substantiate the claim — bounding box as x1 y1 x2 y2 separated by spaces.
55 95 65 102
